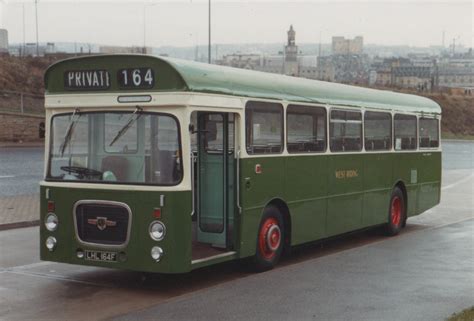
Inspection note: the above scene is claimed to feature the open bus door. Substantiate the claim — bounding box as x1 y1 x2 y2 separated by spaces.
195 112 235 249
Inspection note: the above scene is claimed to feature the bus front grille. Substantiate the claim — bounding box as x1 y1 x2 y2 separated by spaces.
74 201 131 247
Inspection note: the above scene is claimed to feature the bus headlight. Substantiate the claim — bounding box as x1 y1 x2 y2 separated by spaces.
151 246 164 262
45 213 59 231
149 221 166 241
46 236 57 251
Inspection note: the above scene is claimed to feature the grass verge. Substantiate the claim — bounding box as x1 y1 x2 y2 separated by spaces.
446 307 474 321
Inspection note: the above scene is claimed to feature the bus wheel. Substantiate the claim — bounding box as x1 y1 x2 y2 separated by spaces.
385 187 405 236
254 206 284 271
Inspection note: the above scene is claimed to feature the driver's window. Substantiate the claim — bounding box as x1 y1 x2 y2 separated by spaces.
50 114 89 177
104 113 138 153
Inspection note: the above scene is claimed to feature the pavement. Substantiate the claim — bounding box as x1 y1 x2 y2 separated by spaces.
0 194 40 230
0 145 43 230
0 142 44 148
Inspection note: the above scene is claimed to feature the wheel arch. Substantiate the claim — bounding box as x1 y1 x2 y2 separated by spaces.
393 180 408 225
263 198 292 253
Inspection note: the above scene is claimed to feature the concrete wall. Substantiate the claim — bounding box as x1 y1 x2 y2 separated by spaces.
0 112 45 142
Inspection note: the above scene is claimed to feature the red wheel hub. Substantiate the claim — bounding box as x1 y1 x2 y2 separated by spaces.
258 218 281 260
391 196 402 226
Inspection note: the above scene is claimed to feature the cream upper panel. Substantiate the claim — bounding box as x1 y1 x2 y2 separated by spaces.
44 92 244 110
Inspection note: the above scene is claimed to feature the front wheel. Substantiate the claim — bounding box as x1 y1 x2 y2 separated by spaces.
254 206 284 271
385 187 406 236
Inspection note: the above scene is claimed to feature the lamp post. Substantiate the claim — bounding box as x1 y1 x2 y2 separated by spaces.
208 0 211 63
35 0 39 56
143 2 158 54
22 3 26 57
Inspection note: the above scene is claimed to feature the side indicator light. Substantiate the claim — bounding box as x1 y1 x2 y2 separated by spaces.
47 201 55 212
153 208 162 219
255 164 262 174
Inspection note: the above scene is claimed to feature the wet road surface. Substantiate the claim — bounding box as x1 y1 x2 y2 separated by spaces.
113 219 474 321
0 147 43 197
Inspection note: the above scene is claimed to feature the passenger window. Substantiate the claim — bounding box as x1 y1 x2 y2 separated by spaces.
394 114 417 150
287 105 326 153
330 110 362 152
246 101 283 154
419 118 439 148
364 111 391 151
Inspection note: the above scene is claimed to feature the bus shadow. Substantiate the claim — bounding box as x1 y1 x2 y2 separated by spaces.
59 223 426 297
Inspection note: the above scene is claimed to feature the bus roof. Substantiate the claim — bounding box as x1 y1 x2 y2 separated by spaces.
45 54 441 115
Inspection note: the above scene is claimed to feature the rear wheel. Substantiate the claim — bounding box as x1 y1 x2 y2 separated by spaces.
254 206 284 271
385 187 405 236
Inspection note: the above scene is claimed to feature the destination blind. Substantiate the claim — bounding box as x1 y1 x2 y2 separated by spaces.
64 67 155 90
64 70 111 90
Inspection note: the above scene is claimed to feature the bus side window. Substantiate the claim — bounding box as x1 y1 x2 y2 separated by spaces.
287 105 326 153
245 101 283 154
330 110 362 152
364 111 391 151
419 118 439 148
394 114 417 150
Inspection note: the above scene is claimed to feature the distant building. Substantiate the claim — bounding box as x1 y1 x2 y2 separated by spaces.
0 29 8 54
437 66 474 89
99 46 152 54
372 57 414 87
392 66 432 91
284 25 298 76
216 25 320 79
217 53 263 70
317 54 369 84
332 36 363 55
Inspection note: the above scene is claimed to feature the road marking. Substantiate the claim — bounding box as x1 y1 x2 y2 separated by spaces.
0 175 15 179
442 173 474 191
5 270 117 288
8 261 52 270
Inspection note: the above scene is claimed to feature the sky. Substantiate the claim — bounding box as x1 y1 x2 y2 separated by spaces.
0 0 472 48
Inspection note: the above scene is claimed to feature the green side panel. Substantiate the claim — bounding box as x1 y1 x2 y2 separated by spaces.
238 157 285 257
362 153 393 226
392 153 421 216
45 55 441 115
236 152 441 259
40 186 192 274
284 156 328 244
417 151 442 213
326 155 364 236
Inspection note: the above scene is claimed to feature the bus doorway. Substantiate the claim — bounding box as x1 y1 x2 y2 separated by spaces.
191 112 236 261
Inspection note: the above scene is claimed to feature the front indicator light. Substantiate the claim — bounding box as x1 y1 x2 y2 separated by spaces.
45 213 59 231
149 221 166 241
151 246 163 262
46 236 57 251
76 249 84 259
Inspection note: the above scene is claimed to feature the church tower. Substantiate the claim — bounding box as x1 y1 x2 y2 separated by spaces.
284 25 298 76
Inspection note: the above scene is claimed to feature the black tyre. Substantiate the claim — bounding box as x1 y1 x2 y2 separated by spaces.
254 206 284 271
385 187 406 236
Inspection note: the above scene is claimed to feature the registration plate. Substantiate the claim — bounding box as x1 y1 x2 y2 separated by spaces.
85 250 117 262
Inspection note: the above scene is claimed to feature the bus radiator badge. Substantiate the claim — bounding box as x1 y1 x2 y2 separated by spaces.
87 217 117 231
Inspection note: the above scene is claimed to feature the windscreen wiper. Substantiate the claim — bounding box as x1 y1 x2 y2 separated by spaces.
109 107 142 147
59 109 81 157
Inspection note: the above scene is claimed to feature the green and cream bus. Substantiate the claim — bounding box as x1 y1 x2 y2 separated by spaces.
40 55 441 273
